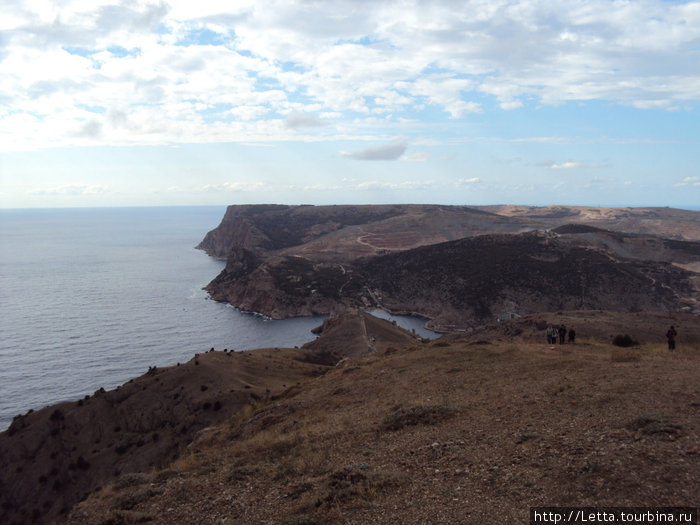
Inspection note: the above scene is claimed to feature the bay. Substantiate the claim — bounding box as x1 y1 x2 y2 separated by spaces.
0 207 325 430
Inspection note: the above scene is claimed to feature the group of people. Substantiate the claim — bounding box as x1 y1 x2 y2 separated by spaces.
546 324 575 344
544 323 680 350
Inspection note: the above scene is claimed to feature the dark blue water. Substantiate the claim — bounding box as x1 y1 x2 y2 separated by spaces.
0 207 326 430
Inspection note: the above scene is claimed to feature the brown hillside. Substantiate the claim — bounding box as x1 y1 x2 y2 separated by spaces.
0 311 417 525
66 310 700 525
0 349 327 525
476 205 700 241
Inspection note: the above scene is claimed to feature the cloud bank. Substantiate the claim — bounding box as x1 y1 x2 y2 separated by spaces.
1 0 698 151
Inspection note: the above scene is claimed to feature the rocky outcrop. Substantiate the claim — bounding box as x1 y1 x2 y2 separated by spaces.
196 204 294 257
205 249 348 319
301 308 420 363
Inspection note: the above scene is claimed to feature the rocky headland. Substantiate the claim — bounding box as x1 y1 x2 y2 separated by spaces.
198 204 700 328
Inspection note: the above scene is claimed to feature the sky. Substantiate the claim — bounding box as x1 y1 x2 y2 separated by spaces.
0 0 699 209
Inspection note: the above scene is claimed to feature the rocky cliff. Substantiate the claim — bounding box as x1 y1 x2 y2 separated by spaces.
196 204 531 261
198 205 700 328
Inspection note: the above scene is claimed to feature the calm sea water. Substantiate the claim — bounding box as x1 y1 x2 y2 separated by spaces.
0 207 328 430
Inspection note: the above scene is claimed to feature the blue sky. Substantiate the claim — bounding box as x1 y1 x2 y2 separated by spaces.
1 0 699 208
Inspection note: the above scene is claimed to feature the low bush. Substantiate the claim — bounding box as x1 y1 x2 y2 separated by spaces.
612 334 638 347
380 404 453 431
626 414 682 436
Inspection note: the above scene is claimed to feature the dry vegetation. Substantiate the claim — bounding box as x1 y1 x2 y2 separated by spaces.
67 328 700 525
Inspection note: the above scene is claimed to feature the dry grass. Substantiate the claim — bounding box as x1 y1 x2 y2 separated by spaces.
68 337 700 525
379 404 455 431
610 347 642 362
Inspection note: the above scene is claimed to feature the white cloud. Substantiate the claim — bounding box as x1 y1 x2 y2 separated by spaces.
201 182 267 192
511 137 570 144
1 0 699 151
293 178 434 192
28 184 110 195
285 111 328 129
341 139 408 161
499 100 523 110
551 162 583 170
676 176 700 187
402 150 431 162
353 180 434 191
457 177 481 187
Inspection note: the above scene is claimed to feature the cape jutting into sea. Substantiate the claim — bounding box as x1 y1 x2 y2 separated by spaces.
0 206 437 430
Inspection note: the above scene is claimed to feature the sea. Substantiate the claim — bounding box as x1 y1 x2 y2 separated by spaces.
0 206 437 430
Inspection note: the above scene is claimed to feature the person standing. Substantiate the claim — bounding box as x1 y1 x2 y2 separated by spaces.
546 325 553 344
568 327 576 343
666 325 677 350
559 325 567 344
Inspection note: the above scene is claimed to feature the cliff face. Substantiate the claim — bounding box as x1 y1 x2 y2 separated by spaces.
196 204 411 258
198 205 699 327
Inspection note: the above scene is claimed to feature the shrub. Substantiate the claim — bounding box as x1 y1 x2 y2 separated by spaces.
282 514 320 525
111 473 152 490
380 405 453 431
110 487 163 510
321 464 405 504
626 414 682 436
612 334 638 347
